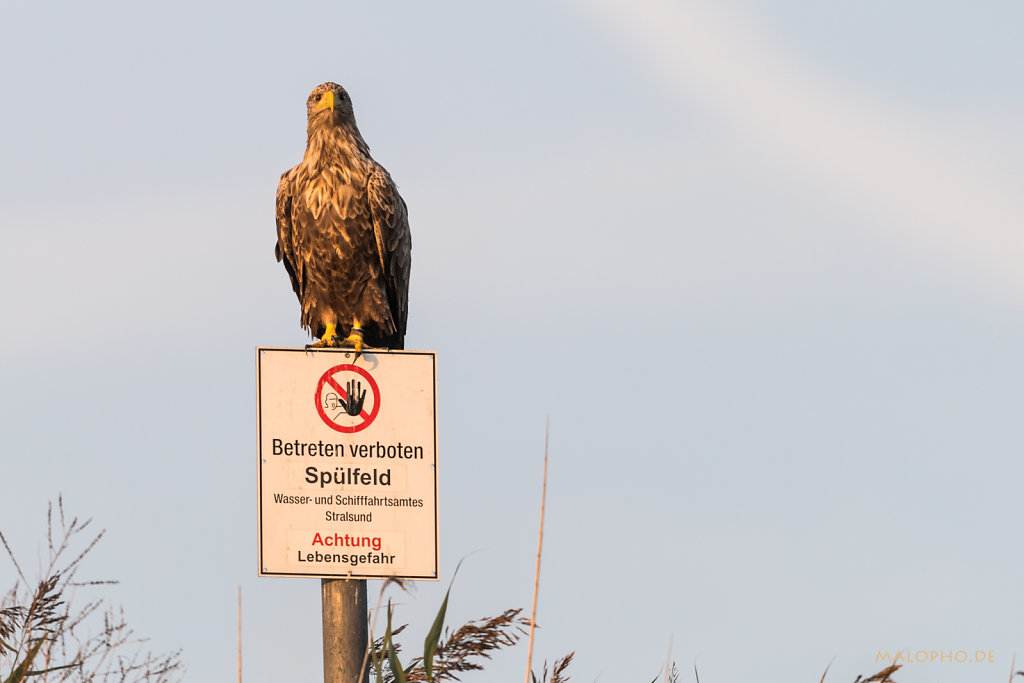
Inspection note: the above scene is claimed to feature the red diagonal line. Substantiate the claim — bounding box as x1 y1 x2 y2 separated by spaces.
324 375 371 421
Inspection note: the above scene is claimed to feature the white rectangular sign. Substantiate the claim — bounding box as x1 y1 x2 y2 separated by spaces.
256 347 437 579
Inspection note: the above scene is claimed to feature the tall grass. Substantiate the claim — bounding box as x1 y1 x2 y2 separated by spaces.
0 498 183 683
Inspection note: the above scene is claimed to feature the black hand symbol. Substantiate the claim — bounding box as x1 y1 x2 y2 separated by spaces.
344 380 366 416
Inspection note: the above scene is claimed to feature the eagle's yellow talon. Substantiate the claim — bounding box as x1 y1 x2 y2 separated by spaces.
338 326 364 358
305 323 339 348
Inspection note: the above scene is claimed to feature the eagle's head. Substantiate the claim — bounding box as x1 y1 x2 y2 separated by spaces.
306 82 356 129
302 82 371 161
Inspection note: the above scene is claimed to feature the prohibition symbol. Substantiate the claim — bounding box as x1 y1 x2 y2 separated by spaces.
314 364 381 433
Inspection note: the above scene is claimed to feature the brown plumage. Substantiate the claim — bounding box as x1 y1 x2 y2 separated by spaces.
275 82 411 349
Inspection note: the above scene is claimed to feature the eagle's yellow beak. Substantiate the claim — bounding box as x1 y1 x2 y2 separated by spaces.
316 91 335 111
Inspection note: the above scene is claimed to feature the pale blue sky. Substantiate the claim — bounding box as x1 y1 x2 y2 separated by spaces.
1 1 1022 682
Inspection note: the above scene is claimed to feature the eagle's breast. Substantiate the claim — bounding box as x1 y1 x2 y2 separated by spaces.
290 157 390 336
301 165 367 223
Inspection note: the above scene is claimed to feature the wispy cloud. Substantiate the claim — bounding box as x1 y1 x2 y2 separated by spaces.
566 0 1024 298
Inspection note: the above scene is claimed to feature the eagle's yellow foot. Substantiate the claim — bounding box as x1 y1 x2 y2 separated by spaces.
337 331 364 351
306 323 375 358
306 323 342 349
340 325 382 361
336 326 370 360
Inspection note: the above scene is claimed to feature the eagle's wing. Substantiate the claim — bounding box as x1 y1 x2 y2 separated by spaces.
367 165 412 345
274 167 303 300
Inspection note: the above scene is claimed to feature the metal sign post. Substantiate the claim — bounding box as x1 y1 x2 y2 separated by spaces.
322 578 368 682
256 347 438 683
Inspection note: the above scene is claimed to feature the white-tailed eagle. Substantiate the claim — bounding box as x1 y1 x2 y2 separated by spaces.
275 82 411 352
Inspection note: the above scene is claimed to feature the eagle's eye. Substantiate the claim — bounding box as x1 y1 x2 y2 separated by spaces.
314 94 322 102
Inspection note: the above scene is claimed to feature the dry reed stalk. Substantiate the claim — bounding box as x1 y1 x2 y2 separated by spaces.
524 418 549 683
662 636 673 683
237 586 242 683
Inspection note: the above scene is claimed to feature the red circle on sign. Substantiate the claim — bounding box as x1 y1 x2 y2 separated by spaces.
314 364 381 433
